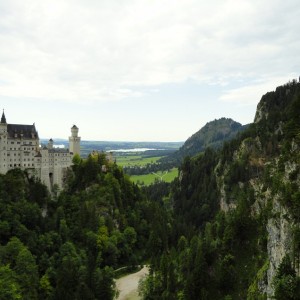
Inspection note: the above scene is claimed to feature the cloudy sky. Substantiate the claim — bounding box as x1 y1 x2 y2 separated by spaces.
0 0 299 141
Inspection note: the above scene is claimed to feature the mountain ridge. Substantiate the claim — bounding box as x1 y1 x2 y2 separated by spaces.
142 78 300 299
161 117 248 165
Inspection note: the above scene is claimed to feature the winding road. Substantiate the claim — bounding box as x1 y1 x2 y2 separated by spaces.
115 266 149 300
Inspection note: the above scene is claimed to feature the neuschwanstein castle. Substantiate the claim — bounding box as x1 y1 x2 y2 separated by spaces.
0 111 80 191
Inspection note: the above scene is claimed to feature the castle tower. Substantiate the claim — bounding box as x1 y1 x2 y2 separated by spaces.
48 138 54 149
69 125 81 156
0 110 8 173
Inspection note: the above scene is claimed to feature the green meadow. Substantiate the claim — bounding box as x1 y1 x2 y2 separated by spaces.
116 155 162 167
130 168 178 186
114 152 179 186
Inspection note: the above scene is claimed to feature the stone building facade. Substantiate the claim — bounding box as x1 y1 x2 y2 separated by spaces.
0 111 80 191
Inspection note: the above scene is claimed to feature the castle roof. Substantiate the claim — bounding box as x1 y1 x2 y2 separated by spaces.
7 124 39 139
72 125 78 129
1 110 6 124
48 148 69 153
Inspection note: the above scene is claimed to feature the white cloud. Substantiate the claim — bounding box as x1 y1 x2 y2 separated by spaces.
0 0 299 105
219 75 298 106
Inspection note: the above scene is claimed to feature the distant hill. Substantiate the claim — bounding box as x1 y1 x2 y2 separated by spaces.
40 139 183 157
161 118 248 165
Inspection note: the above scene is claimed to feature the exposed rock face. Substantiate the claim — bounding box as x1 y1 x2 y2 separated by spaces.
217 123 296 297
266 198 292 298
210 80 300 298
254 104 265 123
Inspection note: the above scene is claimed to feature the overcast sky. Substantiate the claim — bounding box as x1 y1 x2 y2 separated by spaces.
0 0 299 141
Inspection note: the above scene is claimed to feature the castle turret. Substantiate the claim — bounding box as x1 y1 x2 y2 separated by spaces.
69 125 81 156
48 138 54 149
1 110 6 124
0 110 8 173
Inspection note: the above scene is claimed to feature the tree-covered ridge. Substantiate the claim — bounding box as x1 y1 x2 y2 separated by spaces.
0 152 153 299
1 80 300 299
161 117 247 165
141 80 300 299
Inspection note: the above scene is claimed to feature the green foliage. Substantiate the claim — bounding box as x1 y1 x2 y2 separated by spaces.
173 148 219 228
2 80 300 299
0 237 38 299
0 265 21 300
247 260 268 300
39 274 53 300
161 118 247 165
0 152 152 298
140 81 300 299
273 256 300 299
130 167 178 186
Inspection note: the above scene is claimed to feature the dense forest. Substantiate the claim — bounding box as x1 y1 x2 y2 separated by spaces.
1 79 300 299
140 79 300 299
160 118 247 166
0 152 158 299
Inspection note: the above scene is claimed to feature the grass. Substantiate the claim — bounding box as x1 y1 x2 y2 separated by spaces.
130 168 178 186
116 155 162 167
114 153 178 186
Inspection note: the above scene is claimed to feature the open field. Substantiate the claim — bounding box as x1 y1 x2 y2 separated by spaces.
116 155 162 167
130 168 178 186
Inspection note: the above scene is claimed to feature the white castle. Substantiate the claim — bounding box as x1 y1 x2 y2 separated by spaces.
0 111 80 191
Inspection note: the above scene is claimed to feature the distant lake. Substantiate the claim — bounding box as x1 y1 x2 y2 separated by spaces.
111 148 164 152
39 144 65 149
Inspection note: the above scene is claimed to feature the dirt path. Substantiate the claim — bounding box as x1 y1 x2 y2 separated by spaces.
115 266 148 300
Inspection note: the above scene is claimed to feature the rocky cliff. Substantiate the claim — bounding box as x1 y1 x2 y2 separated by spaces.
221 79 300 298
150 79 300 299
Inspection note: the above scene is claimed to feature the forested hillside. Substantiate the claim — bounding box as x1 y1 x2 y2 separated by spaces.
160 118 247 165
140 79 300 299
1 79 300 300
0 153 156 299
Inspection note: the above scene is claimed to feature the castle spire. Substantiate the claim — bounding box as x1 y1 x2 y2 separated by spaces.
1 110 6 124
